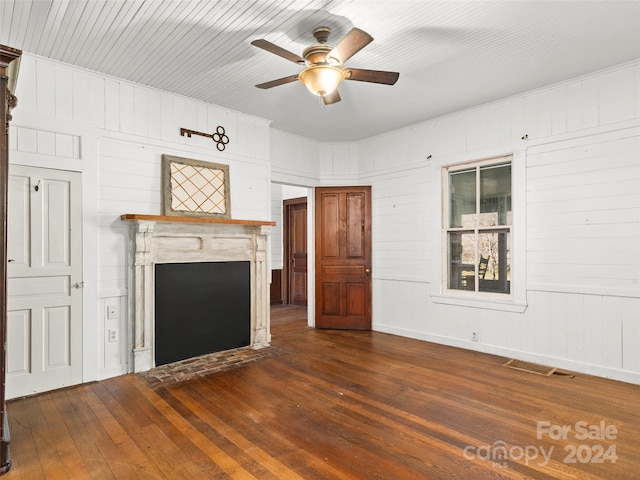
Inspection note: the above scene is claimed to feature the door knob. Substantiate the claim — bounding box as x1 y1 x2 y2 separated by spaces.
74 281 85 289
365 268 370 274
7 259 15 263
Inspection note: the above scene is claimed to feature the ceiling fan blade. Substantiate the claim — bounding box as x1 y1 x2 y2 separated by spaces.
322 90 341 105
255 74 299 89
346 68 399 85
327 28 373 64
251 39 306 64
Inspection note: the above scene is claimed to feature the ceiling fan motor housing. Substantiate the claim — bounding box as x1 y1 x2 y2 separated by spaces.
302 45 333 65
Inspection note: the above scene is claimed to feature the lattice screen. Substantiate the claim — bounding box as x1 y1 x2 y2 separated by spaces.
162 155 230 218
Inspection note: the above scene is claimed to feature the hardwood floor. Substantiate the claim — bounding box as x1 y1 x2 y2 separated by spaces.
4 305 640 479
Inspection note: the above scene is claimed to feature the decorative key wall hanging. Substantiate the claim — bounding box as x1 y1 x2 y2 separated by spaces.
180 126 230 151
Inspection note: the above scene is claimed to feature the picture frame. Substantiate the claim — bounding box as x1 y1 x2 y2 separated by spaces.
161 154 231 218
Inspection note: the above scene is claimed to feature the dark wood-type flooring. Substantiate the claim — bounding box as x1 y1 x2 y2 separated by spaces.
4 305 640 479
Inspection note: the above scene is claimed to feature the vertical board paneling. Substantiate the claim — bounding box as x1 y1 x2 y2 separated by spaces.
599 66 636 125
119 83 134 133
72 70 91 123
160 94 173 139
548 292 567 358
104 79 119 131
89 75 106 128
134 86 148 138
147 90 162 140
36 60 55 116
583 295 603 365
54 66 73 120
565 81 583 132
565 294 585 362
622 297 640 372
581 76 599 128
550 86 567 135
601 296 622 368
536 90 553 138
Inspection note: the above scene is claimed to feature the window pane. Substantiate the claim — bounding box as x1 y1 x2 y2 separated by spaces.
480 163 511 226
449 169 476 228
448 232 475 290
478 230 510 294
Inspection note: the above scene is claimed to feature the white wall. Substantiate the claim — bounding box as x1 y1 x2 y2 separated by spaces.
270 183 284 271
271 60 640 384
356 61 640 384
8 52 640 387
9 54 272 381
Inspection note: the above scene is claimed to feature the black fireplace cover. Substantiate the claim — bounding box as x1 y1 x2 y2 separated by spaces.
154 261 251 366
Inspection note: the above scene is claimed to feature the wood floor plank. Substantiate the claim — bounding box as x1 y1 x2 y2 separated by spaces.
92 381 209 480
163 375 354 480
68 386 143 479
21 394 68 480
38 392 94 478
123 375 260 479
57 388 116 480
3 399 44 480
3 305 639 479
116 376 228 478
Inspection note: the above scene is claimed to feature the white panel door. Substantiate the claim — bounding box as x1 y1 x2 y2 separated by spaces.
6 165 82 398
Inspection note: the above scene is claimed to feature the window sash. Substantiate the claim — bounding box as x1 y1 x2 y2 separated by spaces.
444 159 512 295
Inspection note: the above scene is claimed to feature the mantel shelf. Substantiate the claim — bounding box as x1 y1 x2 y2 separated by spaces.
121 214 275 227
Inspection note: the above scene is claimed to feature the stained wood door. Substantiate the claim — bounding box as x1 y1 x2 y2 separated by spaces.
6 165 83 399
284 197 307 306
315 186 371 330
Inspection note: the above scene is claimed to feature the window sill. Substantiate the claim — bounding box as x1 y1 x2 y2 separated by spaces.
431 293 527 313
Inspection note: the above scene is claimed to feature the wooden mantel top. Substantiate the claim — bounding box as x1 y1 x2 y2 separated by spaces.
121 214 275 227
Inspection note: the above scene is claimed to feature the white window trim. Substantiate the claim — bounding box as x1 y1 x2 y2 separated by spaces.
433 150 527 313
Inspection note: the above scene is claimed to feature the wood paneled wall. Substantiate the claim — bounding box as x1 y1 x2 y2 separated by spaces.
8 54 272 384
362 62 640 384
272 60 640 384
7 51 640 387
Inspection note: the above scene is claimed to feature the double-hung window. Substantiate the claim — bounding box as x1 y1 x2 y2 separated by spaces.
444 157 512 295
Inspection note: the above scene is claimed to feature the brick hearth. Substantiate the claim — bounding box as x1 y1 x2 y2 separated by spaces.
138 345 279 388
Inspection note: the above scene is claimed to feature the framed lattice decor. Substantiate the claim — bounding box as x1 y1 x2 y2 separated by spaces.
162 154 231 219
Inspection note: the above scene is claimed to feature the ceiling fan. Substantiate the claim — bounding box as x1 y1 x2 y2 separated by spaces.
251 26 399 105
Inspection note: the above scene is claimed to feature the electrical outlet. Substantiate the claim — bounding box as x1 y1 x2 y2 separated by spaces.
471 331 479 342
108 329 118 342
107 304 119 320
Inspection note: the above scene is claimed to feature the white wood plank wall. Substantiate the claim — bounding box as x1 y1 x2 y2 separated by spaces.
271 183 284 271
7 51 640 386
350 61 640 384
9 54 272 380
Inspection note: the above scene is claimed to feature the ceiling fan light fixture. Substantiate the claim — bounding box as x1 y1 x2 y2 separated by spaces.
299 65 345 97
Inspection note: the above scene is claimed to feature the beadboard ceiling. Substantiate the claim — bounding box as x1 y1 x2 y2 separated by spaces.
1 1 640 141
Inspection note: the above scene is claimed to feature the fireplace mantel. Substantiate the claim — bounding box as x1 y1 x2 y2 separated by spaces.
121 214 276 227
121 214 275 373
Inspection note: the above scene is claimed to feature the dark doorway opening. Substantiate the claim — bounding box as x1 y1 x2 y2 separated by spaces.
154 261 251 366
